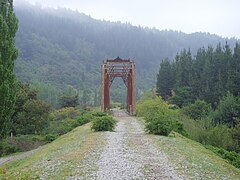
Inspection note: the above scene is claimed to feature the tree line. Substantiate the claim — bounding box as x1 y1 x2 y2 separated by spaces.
157 42 240 108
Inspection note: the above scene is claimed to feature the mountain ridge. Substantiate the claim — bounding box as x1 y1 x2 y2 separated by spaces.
14 2 239 103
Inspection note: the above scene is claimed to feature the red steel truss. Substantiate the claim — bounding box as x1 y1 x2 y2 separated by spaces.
101 57 136 115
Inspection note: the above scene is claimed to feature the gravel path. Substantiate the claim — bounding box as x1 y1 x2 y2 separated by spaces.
95 109 183 180
0 145 45 166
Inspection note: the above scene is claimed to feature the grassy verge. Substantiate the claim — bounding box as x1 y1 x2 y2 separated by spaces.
0 123 103 179
150 132 240 179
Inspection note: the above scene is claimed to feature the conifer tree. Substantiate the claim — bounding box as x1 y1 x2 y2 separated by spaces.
156 59 175 100
0 0 18 138
231 43 240 96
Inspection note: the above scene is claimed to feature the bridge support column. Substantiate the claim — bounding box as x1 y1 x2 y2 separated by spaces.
127 64 136 115
101 64 110 111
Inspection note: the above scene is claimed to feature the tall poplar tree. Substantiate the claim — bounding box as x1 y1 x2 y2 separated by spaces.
0 0 18 138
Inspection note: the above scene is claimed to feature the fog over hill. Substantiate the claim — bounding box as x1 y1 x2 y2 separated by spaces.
14 2 239 103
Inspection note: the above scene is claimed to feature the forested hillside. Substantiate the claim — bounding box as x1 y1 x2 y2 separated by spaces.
14 2 238 105
155 42 240 163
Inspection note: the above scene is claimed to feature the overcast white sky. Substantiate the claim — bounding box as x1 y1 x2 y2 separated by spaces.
15 0 240 38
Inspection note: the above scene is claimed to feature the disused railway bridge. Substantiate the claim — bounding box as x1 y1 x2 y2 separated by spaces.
101 57 136 115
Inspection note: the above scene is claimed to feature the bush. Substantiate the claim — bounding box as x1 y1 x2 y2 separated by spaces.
45 134 58 142
0 135 47 157
213 92 240 127
77 113 94 125
145 118 173 136
51 107 81 121
176 112 213 144
177 111 235 150
206 145 240 169
91 116 116 131
182 99 211 120
232 124 240 152
137 97 186 136
207 125 235 150
91 111 108 117
0 141 19 157
44 118 80 136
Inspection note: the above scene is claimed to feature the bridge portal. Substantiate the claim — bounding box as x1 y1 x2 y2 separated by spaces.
101 57 136 115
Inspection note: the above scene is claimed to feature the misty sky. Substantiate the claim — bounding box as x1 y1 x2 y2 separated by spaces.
15 0 240 38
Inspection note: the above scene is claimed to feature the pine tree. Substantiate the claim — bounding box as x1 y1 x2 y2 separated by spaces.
0 0 18 138
230 43 240 96
175 49 193 87
156 59 175 100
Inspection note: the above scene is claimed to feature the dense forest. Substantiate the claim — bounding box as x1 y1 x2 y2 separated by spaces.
14 2 238 106
155 43 240 161
157 43 240 108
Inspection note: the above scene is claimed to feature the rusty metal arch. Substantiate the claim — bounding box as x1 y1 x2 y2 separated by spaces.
101 57 136 115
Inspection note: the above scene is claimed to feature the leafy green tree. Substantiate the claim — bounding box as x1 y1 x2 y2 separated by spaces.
0 0 18 138
59 94 79 108
213 92 240 127
13 99 51 134
182 99 211 120
12 83 51 135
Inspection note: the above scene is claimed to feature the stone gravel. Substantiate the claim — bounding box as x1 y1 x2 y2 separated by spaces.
95 109 183 180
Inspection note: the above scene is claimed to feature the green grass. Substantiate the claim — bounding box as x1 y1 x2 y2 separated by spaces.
0 123 104 179
150 132 240 179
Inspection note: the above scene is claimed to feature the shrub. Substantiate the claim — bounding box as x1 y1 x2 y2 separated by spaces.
145 118 173 136
171 120 187 136
207 125 235 150
45 134 58 142
51 107 80 121
0 141 19 157
77 113 94 125
182 99 211 120
92 111 108 117
91 116 116 131
138 97 186 136
44 118 80 136
206 145 240 169
232 124 240 152
0 134 48 157
176 113 213 144
213 92 240 127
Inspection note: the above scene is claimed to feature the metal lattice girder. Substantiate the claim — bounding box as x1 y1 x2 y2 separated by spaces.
101 57 136 115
